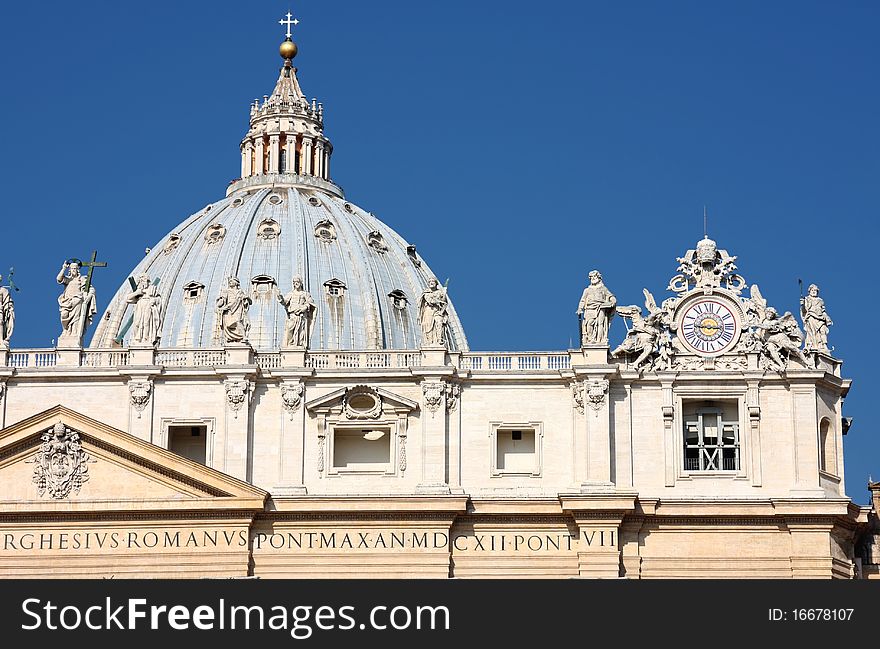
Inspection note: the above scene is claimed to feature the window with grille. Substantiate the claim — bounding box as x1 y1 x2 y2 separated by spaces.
683 404 740 472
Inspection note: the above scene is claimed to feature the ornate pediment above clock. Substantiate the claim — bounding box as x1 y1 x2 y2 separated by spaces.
610 236 814 372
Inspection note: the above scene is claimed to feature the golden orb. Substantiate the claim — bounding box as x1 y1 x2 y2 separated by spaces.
279 39 298 60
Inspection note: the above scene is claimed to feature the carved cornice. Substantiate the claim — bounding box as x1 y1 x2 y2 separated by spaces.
0 511 259 523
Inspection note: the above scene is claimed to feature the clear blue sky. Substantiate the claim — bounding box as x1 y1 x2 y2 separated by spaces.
0 1 876 501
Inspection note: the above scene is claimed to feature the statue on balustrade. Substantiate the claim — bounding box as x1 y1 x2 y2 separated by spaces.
56 260 96 345
800 283 833 353
419 278 449 347
126 274 163 346
576 270 616 345
216 276 251 343
0 274 14 348
277 276 316 348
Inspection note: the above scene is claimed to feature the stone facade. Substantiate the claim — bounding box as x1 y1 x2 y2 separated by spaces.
0 18 867 579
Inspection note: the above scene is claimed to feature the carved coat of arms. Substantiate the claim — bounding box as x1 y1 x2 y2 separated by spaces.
30 423 93 499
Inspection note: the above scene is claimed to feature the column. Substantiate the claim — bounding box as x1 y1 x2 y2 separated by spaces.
301 137 313 175
241 147 248 178
268 134 280 174
254 137 265 175
323 149 330 180
314 141 325 179
284 135 296 175
243 140 253 177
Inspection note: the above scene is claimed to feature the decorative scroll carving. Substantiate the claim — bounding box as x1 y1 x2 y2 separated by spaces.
398 428 407 473
128 380 153 418
281 382 304 420
667 237 744 294
585 378 610 412
317 427 326 474
204 224 226 244
225 379 253 418
257 217 281 240
571 382 585 414
422 382 444 415
445 383 460 412
367 230 388 253
28 423 93 499
343 385 382 420
163 233 181 254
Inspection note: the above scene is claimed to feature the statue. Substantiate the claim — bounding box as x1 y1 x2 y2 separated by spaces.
56 260 96 344
126 274 162 346
576 270 616 345
216 276 251 343
754 307 813 372
611 289 666 371
747 284 813 371
419 278 448 347
800 284 832 352
277 276 316 348
0 275 14 348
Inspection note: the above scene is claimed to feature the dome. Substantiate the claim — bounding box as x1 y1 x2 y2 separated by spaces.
90 186 467 351
90 32 467 353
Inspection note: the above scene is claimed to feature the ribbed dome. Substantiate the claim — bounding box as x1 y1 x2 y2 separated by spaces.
90 185 468 351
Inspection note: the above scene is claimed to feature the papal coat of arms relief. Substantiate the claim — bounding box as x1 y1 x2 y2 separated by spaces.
28 422 94 499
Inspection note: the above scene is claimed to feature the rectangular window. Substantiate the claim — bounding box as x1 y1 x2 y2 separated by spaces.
169 425 207 465
332 428 392 470
682 402 740 472
490 422 543 476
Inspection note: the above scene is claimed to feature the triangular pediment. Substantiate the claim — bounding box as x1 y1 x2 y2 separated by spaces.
0 406 267 513
306 384 419 416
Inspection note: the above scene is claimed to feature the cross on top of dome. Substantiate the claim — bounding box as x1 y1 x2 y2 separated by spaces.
279 11 300 39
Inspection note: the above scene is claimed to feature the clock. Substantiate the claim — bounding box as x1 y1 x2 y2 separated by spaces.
677 297 741 356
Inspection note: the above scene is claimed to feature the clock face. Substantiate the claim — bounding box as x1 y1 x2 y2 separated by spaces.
679 298 740 356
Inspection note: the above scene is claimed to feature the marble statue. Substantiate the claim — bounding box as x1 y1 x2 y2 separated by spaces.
216 276 251 343
746 284 813 371
756 307 813 372
277 276 316 348
800 284 832 352
0 276 14 348
56 260 96 343
126 274 163 346
611 289 665 371
577 270 616 345
419 278 448 347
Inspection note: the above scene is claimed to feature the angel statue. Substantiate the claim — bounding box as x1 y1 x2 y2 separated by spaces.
746 284 813 372
611 289 667 371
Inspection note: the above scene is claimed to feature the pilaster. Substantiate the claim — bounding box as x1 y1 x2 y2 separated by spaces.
571 353 616 491
560 493 637 578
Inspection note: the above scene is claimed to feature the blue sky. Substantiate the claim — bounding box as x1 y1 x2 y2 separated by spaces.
0 1 876 501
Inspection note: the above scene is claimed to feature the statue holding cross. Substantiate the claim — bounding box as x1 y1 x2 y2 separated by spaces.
56 251 106 346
